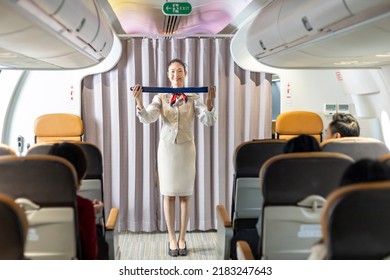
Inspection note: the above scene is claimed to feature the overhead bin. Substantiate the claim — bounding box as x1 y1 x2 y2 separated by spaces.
344 0 389 14
247 0 352 58
278 0 350 44
247 0 284 57
0 0 114 69
30 0 63 14
240 0 390 69
46 0 100 44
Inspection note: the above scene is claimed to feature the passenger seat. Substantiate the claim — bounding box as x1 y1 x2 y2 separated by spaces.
275 111 323 142
0 193 28 260
321 137 389 160
322 181 390 259
34 113 83 143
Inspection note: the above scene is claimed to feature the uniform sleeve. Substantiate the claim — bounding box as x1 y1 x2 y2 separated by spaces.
194 94 217 127
137 94 162 124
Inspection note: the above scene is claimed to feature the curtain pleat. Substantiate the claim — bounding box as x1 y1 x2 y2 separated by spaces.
82 37 272 232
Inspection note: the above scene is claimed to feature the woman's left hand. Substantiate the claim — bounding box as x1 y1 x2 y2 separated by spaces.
206 86 216 111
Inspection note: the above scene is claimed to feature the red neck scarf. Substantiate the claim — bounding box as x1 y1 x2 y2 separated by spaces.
170 93 188 107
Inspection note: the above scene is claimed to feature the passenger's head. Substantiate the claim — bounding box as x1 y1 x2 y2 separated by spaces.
48 142 87 186
339 159 390 187
283 134 321 153
325 113 360 139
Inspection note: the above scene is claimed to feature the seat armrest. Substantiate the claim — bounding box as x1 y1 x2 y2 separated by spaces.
105 208 119 230
217 205 232 227
216 205 233 259
236 240 255 260
104 208 120 259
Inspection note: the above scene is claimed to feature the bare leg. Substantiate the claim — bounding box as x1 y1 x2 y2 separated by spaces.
178 195 190 249
164 195 177 250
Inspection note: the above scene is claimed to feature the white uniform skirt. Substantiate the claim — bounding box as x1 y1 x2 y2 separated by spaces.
157 139 196 196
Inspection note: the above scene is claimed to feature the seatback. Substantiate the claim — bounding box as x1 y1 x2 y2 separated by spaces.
0 155 78 259
0 143 17 156
27 142 103 198
34 113 83 143
74 142 105 225
73 142 120 260
232 139 286 231
76 142 104 201
321 137 389 160
322 181 390 259
27 141 104 222
0 193 28 260
259 152 354 260
275 111 323 142
26 141 119 259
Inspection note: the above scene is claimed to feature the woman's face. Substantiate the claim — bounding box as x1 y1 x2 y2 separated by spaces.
168 62 186 88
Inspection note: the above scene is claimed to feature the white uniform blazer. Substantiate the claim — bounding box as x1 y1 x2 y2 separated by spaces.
137 93 216 144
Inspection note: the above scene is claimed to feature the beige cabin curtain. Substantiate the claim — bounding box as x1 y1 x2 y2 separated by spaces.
81 37 272 232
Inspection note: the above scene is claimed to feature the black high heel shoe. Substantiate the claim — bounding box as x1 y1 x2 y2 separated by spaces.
168 242 179 257
178 241 187 256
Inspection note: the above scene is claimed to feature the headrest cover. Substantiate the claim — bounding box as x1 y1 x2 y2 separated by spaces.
34 114 83 137
276 111 323 135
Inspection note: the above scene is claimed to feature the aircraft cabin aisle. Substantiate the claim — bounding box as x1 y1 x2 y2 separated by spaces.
0 2 390 276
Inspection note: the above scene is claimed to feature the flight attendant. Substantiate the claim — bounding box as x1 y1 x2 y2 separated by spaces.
132 58 216 257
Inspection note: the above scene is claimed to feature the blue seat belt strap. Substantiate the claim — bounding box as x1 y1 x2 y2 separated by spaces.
130 86 209 93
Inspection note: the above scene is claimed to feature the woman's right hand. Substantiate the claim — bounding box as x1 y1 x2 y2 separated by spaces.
133 84 144 109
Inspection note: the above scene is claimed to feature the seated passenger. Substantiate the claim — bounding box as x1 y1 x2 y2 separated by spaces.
48 142 103 260
308 159 390 260
283 134 321 153
230 134 320 260
325 113 360 139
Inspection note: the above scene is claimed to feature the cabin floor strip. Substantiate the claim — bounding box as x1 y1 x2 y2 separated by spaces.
118 230 217 260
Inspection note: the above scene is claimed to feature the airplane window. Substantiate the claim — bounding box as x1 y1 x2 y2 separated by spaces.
272 75 280 120
381 110 390 149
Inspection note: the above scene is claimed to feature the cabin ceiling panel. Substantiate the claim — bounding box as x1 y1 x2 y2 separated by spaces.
107 0 257 35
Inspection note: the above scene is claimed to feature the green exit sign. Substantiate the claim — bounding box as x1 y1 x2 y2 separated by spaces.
162 2 192 16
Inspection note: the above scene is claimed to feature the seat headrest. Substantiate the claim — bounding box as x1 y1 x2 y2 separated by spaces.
260 152 354 205
233 139 287 177
27 141 103 179
275 111 323 135
34 114 83 143
0 155 77 207
0 143 17 156
321 136 382 145
321 137 389 160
